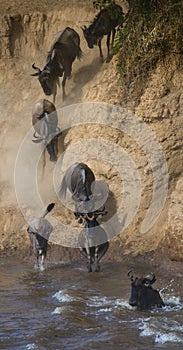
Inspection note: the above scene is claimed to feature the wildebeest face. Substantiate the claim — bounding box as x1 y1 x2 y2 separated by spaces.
39 70 53 96
129 278 142 306
128 270 157 307
82 27 97 48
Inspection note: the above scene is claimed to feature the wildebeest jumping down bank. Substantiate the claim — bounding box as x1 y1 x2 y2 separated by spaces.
59 162 95 203
82 3 123 62
128 270 165 310
32 99 61 165
76 208 109 272
27 203 55 270
31 27 82 102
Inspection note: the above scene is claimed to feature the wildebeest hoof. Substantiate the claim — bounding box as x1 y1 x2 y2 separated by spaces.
34 263 39 270
94 265 100 272
106 55 113 63
50 155 57 162
39 264 46 271
87 265 92 273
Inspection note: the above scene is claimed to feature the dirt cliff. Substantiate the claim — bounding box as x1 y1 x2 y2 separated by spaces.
0 1 182 268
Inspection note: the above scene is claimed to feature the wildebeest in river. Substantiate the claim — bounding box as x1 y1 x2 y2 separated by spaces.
128 270 165 310
82 3 123 61
76 208 109 272
31 27 83 102
27 203 55 270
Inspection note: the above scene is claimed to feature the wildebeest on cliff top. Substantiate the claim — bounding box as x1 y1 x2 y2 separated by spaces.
82 3 124 61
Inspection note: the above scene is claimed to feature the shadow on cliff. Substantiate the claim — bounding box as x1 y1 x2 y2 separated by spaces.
62 56 103 105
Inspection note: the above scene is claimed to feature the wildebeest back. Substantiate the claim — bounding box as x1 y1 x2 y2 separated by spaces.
78 225 108 248
32 99 58 137
28 217 53 240
55 27 80 48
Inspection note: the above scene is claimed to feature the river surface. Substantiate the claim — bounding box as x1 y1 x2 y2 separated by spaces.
0 257 183 350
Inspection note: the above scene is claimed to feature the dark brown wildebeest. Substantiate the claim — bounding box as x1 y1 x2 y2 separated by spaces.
59 162 109 271
31 27 82 102
59 162 109 215
128 270 165 310
32 99 61 165
76 208 109 272
27 203 55 270
59 162 95 203
81 3 123 62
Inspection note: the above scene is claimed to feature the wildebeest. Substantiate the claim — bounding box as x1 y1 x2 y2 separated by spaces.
32 99 61 165
27 203 55 270
59 162 95 203
128 270 165 310
31 27 82 102
81 3 123 61
76 208 109 272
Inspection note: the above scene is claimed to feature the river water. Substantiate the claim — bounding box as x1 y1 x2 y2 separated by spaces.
0 257 183 350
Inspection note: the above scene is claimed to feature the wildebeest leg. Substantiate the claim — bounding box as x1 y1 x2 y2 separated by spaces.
46 140 57 162
94 246 100 272
106 32 112 63
39 253 46 271
86 246 93 272
98 38 104 62
111 28 116 47
79 247 93 272
87 253 93 273
52 85 57 104
94 242 109 272
54 136 58 158
62 72 67 100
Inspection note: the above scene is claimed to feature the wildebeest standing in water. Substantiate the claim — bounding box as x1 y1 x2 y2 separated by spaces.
32 99 61 169
31 27 83 102
59 162 95 203
81 3 123 62
128 270 165 310
27 203 55 270
76 208 109 272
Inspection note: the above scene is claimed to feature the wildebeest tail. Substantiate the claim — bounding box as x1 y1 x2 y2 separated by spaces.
42 203 55 218
77 46 83 60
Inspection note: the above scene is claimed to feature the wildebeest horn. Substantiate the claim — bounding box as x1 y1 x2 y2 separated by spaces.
149 273 156 284
32 135 46 143
142 272 156 286
128 270 135 281
31 63 41 76
81 25 87 31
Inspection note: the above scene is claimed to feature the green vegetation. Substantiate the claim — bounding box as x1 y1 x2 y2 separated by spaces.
92 0 183 101
114 0 182 80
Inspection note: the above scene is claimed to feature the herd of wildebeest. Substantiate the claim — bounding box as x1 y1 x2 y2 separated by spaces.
27 3 165 310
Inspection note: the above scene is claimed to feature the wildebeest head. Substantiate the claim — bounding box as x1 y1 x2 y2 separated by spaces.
31 63 55 96
128 270 164 310
81 25 101 48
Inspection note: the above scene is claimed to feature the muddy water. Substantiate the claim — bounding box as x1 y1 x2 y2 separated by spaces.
0 258 183 350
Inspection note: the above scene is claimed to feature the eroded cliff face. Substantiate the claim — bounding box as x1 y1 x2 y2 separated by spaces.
0 1 182 263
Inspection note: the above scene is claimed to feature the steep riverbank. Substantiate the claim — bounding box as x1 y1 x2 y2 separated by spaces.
0 1 182 270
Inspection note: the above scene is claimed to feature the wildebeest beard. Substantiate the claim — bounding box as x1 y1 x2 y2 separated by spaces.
39 72 53 96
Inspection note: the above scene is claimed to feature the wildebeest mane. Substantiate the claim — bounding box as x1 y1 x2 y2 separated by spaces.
49 27 83 60
88 5 123 33
31 27 82 101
